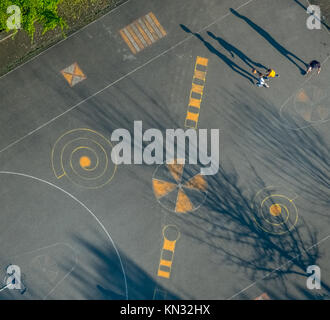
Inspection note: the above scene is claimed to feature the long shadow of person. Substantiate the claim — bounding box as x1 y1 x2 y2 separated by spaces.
180 24 257 84
207 31 267 71
230 8 308 74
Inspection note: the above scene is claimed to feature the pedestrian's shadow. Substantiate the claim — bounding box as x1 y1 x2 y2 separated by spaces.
207 31 267 71
230 8 307 74
180 24 257 84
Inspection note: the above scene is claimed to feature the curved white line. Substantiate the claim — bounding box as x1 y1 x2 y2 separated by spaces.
0 171 128 299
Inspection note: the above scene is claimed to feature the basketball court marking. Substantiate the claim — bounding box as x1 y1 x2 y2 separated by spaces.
120 12 167 54
157 225 180 279
0 171 128 299
61 62 87 87
0 0 255 156
185 56 209 129
4 242 78 300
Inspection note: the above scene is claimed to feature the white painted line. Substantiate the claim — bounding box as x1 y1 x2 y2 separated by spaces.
0 0 255 155
145 14 163 39
227 234 330 300
131 23 147 47
138 18 155 43
0 0 134 81
123 27 141 52
0 171 129 299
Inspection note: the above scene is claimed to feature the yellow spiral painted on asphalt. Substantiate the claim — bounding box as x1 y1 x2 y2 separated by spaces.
51 129 117 189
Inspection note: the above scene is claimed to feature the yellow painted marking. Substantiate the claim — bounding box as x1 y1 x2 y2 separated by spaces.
269 204 282 216
148 12 167 37
163 238 176 251
73 64 85 78
51 128 117 189
255 293 271 300
191 83 204 95
142 16 159 41
79 156 91 169
185 119 197 129
189 98 201 109
186 111 199 123
120 13 166 54
185 174 207 192
194 70 207 81
62 72 73 85
297 90 310 103
157 226 179 279
126 25 144 50
167 162 184 183
119 29 137 54
302 111 312 121
134 21 152 46
153 179 177 198
61 62 86 87
196 56 209 66
160 259 172 268
157 270 170 278
175 189 194 213
185 57 208 128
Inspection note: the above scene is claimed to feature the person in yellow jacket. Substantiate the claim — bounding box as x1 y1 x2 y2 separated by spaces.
264 68 280 79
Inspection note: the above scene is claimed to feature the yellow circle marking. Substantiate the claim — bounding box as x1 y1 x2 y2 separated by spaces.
51 128 117 189
269 204 282 216
80 156 91 169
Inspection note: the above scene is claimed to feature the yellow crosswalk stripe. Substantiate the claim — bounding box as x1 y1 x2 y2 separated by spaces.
120 12 166 54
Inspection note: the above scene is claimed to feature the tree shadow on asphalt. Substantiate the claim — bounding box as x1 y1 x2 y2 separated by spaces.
230 8 308 74
180 24 258 84
222 89 330 209
75 79 329 299
206 31 267 71
60 234 180 300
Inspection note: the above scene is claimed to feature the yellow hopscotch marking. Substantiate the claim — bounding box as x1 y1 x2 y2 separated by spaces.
185 56 208 129
157 225 180 279
120 12 167 54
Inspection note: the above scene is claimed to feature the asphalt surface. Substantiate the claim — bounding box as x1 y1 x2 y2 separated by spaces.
0 0 329 299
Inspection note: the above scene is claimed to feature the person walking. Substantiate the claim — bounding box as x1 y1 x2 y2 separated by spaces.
264 68 280 79
306 60 321 75
253 69 270 88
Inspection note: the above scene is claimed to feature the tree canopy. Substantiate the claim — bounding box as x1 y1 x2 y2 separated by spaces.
0 0 67 41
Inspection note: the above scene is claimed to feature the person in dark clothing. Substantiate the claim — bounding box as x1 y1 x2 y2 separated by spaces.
306 60 321 75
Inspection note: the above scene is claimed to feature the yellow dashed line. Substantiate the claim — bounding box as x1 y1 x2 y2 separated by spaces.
185 56 208 129
157 226 180 279
194 70 207 81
